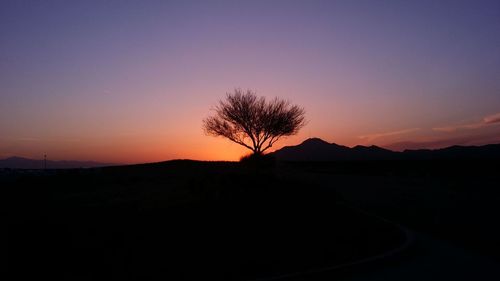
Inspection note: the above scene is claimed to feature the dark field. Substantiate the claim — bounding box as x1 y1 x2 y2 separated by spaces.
4 159 500 280
289 160 500 260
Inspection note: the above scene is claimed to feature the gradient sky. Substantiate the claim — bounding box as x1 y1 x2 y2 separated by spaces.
1 0 500 163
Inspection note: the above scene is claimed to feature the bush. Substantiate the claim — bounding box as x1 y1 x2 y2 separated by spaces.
239 153 276 168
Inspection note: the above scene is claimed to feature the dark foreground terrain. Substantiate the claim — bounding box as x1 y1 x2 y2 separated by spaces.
5 161 405 280
288 159 500 260
4 158 500 280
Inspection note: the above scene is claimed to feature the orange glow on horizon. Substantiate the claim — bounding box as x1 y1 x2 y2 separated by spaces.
3 119 500 164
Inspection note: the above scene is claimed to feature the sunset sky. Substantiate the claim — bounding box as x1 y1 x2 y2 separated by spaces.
1 0 500 163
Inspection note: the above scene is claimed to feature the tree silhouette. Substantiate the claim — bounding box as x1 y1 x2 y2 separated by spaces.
203 89 306 156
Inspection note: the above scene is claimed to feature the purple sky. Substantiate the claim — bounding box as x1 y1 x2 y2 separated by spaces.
1 0 500 162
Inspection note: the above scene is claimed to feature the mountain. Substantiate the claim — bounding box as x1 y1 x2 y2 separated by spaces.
271 138 500 161
272 138 397 161
402 144 500 160
0 156 116 169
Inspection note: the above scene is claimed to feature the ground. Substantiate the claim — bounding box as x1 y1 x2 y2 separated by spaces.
4 159 500 280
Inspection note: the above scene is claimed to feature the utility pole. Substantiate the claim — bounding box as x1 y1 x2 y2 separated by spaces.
44 154 47 170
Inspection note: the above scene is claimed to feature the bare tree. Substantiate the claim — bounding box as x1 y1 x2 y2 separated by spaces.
203 89 306 156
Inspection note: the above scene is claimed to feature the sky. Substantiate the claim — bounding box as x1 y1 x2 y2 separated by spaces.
1 0 500 163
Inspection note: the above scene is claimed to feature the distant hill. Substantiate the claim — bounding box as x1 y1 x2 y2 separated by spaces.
0 156 115 169
271 138 500 161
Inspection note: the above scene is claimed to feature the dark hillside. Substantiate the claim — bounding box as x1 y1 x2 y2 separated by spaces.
4 161 405 280
272 138 500 161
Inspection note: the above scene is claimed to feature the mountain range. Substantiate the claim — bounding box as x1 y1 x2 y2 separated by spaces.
271 138 500 161
2 138 500 168
0 156 115 169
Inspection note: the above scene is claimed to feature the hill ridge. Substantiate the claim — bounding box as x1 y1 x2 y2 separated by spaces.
272 138 500 161
0 157 116 169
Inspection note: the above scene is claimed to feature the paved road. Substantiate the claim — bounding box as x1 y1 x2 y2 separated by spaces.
341 232 500 281
281 232 500 281
295 172 500 280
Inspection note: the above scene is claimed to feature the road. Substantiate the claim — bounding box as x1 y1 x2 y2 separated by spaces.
335 232 500 281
